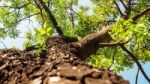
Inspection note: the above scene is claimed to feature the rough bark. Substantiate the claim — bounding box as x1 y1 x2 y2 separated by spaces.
0 28 129 84
75 25 112 60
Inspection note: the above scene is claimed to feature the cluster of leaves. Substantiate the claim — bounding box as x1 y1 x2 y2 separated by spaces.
86 47 133 72
85 0 150 72
0 0 32 38
86 17 150 72
111 18 150 60
23 21 53 54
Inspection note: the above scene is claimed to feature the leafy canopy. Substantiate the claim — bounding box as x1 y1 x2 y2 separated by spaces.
0 0 150 72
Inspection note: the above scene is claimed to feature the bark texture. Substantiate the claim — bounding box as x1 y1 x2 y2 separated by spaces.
0 36 129 84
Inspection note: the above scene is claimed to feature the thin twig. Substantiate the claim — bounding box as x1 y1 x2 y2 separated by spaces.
99 41 127 47
70 8 80 17
132 9 140 13
26 26 37 45
120 0 127 9
120 45 150 83
0 39 7 48
70 2 75 29
108 47 116 70
34 0 45 25
114 0 124 16
17 13 40 23
0 3 30 9
135 67 139 84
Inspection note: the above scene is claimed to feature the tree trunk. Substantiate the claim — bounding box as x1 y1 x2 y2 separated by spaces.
0 31 129 84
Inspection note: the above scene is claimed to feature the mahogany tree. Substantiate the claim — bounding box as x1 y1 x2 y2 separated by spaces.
0 0 150 83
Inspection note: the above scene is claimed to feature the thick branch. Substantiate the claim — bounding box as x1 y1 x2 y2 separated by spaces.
132 7 150 21
78 25 112 46
76 25 113 60
120 45 150 83
38 0 64 35
125 0 132 19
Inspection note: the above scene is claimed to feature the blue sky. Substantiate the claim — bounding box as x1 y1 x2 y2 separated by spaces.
120 63 150 84
0 0 150 84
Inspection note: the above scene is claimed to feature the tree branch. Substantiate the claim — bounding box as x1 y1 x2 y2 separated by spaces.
76 25 113 60
17 13 40 23
34 0 44 25
108 47 116 70
114 0 124 16
0 3 30 9
99 42 127 47
0 39 7 48
70 2 75 29
135 67 139 84
78 25 113 46
132 7 150 21
120 0 127 9
120 45 150 83
38 0 64 35
125 0 132 19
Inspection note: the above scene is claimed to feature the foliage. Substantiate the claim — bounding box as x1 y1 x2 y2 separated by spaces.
0 0 150 72
23 21 53 54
